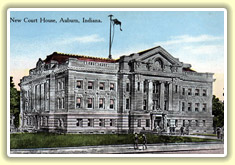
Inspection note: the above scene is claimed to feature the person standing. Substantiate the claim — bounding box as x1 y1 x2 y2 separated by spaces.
142 133 147 150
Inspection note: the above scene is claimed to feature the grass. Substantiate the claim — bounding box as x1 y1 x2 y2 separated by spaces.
10 133 219 149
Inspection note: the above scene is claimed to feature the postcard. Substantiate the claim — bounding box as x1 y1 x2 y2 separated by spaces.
7 8 227 157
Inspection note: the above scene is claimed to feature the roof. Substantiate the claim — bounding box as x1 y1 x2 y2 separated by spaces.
44 52 119 64
137 46 161 55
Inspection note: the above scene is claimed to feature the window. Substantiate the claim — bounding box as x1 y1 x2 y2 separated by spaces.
110 83 115 90
195 120 199 127
146 119 150 127
76 119 83 127
195 89 200 96
110 99 114 109
58 82 61 90
137 119 141 127
182 88 185 95
182 102 185 111
88 81 93 90
99 119 105 127
126 98 130 110
76 98 81 108
126 83 130 92
153 100 158 110
110 119 115 127
202 103 207 111
183 120 185 127
164 100 167 110
175 85 178 93
188 120 192 127
137 82 140 91
195 103 199 112
144 80 147 93
175 120 178 127
99 82 105 90
58 98 61 109
203 120 206 127
76 80 82 89
188 103 192 111
87 98 93 108
87 119 94 127
188 88 192 95
143 99 147 110
99 98 104 109
62 98 64 109
203 89 207 96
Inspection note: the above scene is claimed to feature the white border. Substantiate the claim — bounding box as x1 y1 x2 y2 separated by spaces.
7 8 227 158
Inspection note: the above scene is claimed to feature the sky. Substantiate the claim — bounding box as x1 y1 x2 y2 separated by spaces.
9 9 225 100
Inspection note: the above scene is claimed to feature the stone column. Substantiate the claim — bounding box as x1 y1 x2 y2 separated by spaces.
168 82 173 111
160 82 165 110
148 80 153 111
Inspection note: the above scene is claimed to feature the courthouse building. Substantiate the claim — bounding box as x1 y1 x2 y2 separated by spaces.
19 46 214 134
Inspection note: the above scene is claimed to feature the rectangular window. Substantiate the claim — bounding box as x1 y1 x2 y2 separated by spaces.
137 119 141 127
110 83 114 90
183 120 185 127
195 103 199 112
77 80 82 89
146 119 150 127
99 119 105 127
203 120 206 127
126 98 130 110
87 119 94 127
137 82 140 91
188 103 192 111
182 88 185 95
110 99 114 109
99 82 105 90
202 103 207 111
195 120 199 127
143 99 147 110
203 89 207 96
76 119 83 127
62 98 65 109
58 98 61 109
126 83 130 92
99 98 104 109
175 85 178 93
76 98 81 108
188 88 192 95
188 120 192 127
87 98 93 108
110 119 115 127
175 120 178 127
195 89 200 96
88 81 93 90
182 102 185 111
144 80 147 93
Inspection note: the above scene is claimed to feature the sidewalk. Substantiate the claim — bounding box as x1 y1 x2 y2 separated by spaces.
10 141 224 154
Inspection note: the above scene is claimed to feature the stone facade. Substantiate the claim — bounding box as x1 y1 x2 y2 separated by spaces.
19 46 214 134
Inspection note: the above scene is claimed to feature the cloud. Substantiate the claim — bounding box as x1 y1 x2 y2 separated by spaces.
154 34 223 46
57 34 105 45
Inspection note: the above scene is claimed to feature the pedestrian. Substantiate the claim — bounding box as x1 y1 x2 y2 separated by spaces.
142 133 147 150
134 132 139 150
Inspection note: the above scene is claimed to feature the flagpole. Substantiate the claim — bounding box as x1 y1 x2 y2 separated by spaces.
108 15 113 59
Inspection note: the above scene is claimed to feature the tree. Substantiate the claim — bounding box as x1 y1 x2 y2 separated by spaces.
212 95 224 128
10 76 20 128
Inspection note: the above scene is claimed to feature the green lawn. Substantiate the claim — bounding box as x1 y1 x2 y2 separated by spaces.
10 133 219 149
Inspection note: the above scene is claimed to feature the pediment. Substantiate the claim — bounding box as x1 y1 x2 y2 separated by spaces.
136 46 182 67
